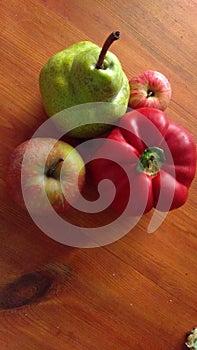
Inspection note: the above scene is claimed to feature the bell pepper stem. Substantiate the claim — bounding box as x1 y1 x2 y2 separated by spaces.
137 147 165 176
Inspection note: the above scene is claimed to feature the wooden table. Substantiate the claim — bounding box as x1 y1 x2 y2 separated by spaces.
1 1 196 349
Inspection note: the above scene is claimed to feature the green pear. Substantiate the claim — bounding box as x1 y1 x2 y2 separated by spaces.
39 32 130 138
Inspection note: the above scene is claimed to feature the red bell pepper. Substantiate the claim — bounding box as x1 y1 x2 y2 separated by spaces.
89 107 196 216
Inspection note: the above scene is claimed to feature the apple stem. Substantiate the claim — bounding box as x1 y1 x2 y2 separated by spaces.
46 158 64 177
95 31 120 69
147 89 154 97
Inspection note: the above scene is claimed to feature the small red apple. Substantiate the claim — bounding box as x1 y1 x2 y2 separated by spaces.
128 70 172 111
6 137 86 215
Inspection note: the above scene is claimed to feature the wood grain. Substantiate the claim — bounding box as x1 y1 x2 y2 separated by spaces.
0 0 197 349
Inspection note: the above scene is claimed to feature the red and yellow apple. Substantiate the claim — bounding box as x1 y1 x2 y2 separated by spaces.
6 137 86 215
128 70 172 111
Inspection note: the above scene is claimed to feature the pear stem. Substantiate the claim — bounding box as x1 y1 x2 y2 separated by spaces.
46 158 64 177
95 31 120 69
